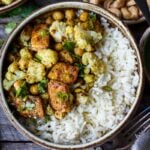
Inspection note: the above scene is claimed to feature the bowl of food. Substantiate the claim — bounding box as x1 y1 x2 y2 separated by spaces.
89 0 149 25
0 2 143 149
0 0 27 14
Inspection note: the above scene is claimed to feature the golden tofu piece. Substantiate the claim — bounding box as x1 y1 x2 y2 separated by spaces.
31 24 50 51
48 80 72 113
14 96 44 118
59 50 74 64
48 63 79 84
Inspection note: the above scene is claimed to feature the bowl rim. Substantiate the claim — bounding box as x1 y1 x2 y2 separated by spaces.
0 2 144 149
0 0 27 14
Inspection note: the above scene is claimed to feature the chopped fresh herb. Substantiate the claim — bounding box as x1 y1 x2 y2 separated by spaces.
57 92 69 101
75 63 85 77
16 82 28 98
38 79 48 94
63 41 76 53
17 104 25 112
46 105 53 116
89 13 97 22
5 22 17 34
34 54 42 62
44 115 51 123
102 86 113 92
25 101 35 111
39 29 49 37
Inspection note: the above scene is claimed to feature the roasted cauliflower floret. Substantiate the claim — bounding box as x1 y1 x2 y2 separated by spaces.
74 25 102 50
19 48 32 70
48 63 79 84
20 48 32 60
26 60 46 84
3 62 26 91
36 49 58 68
31 24 50 51
82 52 106 75
49 21 66 42
65 26 74 41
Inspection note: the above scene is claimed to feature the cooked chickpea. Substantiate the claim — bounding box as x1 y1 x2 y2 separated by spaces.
65 9 76 20
74 88 85 93
81 22 89 30
52 11 64 21
19 59 28 70
84 74 95 83
30 84 39 95
79 11 89 22
86 44 95 52
45 16 54 25
74 48 84 56
41 93 49 100
54 43 63 51
66 20 75 26
14 80 23 90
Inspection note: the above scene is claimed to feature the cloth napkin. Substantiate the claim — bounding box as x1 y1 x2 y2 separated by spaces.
131 128 150 150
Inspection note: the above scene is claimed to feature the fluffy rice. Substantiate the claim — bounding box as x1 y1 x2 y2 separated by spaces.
27 18 139 144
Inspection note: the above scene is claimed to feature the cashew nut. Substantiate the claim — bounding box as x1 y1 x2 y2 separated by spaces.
110 0 126 8
108 8 122 18
126 0 136 7
90 0 105 5
121 6 139 20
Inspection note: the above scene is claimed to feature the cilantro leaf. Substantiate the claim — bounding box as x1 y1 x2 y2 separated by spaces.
63 41 76 53
38 79 48 94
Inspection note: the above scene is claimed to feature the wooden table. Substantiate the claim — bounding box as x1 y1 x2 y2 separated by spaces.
0 4 150 150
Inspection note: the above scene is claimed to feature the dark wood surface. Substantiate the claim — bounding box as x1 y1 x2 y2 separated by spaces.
0 3 150 150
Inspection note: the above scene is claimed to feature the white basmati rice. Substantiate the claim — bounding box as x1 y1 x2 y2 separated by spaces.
29 18 139 144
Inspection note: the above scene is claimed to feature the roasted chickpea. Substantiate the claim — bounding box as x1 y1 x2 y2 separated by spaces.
84 74 95 83
65 9 76 20
52 11 64 21
66 20 75 26
19 59 28 70
14 80 23 90
41 93 49 100
54 43 63 51
86 44 95 52
30 84 39 95
74 48 84 56
79 11 89 22
45 16 54 25
81 22 89 30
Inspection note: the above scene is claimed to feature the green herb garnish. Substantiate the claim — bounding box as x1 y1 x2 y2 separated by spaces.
63 41 76 53
57 92 69 101
44 115 51 123
39 29 49 37
38 79 48 94
75 63 86 77
16 82 28 98
89 13 97 22
5 22 17 34
102 86 113 92
25 102 35 111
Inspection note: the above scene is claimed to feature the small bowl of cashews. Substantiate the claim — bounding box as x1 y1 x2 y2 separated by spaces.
88 0 150 24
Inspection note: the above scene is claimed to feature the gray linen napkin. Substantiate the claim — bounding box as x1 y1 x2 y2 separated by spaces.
131 128 150 150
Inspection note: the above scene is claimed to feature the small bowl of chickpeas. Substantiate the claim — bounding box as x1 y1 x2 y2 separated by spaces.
89 0 150 24
0 0 27 14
